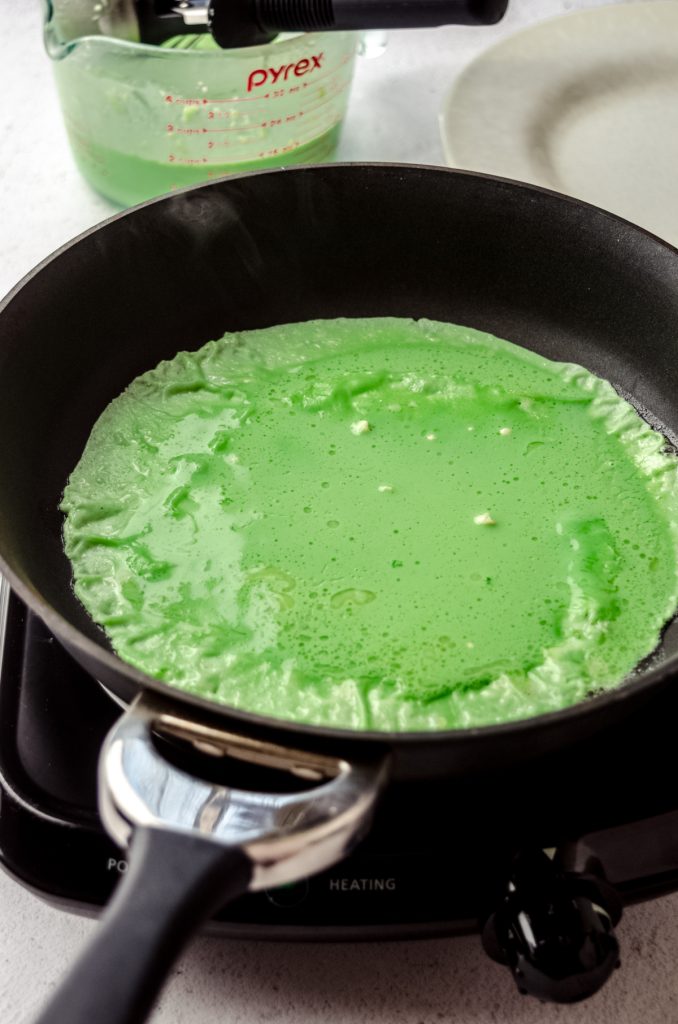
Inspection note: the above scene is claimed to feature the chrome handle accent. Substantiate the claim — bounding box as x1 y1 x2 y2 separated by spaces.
172 0 210 27
100 692 388 890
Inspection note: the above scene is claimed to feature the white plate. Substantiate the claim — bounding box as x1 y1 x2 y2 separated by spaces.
440 1 678 246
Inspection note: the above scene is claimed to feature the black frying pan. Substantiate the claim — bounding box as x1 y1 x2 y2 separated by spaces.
1 164 678 1023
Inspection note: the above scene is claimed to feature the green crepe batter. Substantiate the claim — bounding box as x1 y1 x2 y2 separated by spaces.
60 318 678 731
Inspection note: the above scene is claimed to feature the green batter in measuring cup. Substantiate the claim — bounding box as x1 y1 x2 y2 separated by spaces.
60 318 678 731
45 20 358 207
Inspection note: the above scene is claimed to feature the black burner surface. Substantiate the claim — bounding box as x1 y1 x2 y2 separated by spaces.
2 580 678 942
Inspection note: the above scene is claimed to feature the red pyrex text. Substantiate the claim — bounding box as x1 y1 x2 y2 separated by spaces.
247 53 324 93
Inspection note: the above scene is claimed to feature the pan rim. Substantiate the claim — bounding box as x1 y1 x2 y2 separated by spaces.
2 161 678 747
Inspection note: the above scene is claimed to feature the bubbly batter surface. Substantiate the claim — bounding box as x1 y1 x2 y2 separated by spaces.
61 318 678 730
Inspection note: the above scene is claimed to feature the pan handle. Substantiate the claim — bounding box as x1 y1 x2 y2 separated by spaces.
32 693 388 1024
32 827 251 1024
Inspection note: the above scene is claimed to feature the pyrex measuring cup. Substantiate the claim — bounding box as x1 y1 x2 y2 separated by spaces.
44 10 358 207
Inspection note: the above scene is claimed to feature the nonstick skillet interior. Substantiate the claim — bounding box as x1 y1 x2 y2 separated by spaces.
2 164 678 772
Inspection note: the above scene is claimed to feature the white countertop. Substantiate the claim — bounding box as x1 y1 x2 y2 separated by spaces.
2 1 678 1022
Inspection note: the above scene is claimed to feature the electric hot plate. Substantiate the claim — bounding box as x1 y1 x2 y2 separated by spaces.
3 573 678 999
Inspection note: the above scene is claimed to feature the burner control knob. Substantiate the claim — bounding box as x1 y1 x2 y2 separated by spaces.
482 850 622 1004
